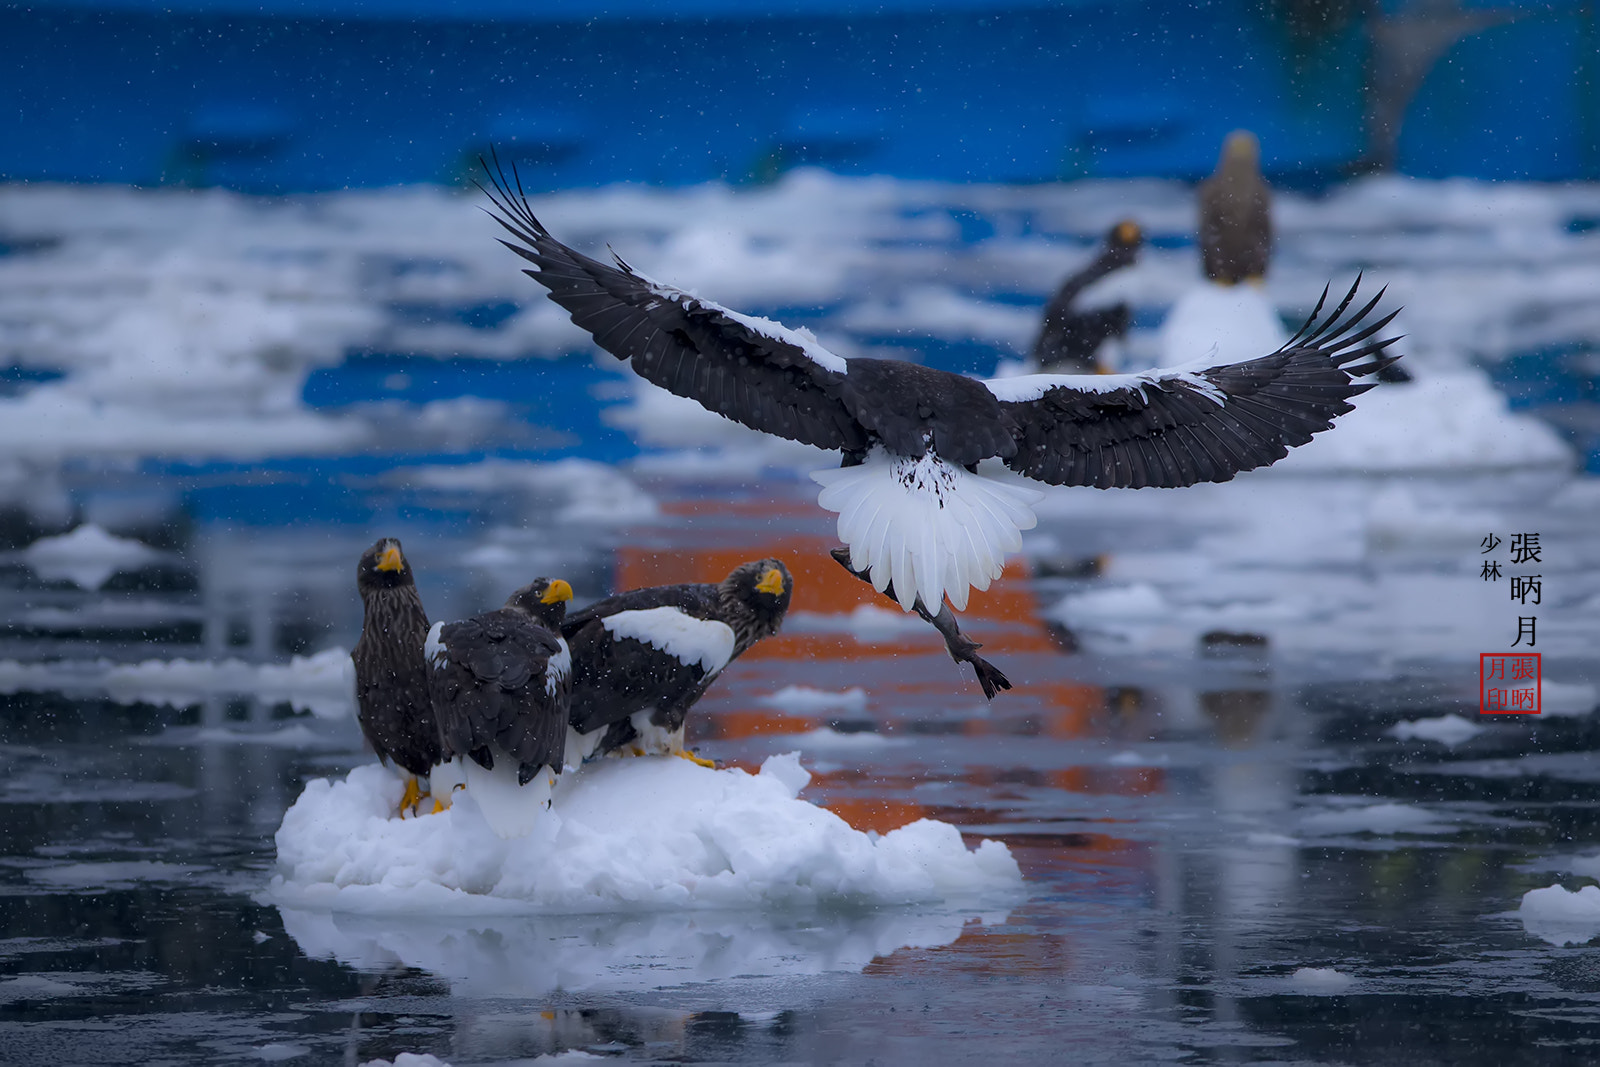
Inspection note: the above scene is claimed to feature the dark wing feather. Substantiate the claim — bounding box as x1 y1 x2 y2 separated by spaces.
993 278 1401 488
429 610 566 777
480 161 868 453
560 584 717 640
565 616 713 738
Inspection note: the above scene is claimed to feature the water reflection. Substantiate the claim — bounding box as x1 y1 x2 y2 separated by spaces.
280 905 999 996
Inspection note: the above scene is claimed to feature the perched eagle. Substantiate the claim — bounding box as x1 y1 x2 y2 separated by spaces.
1031 219 1143 373
482 166 1400 628
1198 130 1272 286
352 538 442 815
425 577 573 839
562 559 792 765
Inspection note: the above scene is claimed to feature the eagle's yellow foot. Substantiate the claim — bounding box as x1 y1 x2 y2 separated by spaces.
428 796 448 815
398 776 424 817
675 749 718 769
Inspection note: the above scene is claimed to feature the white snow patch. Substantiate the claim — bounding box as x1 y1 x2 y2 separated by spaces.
1519 884 1600 945
784 604 933 641
755 685 869 714
1157 283 1289 368
1540 681 1598 718
1299 802 1453 836
269 753 1020 914
601 607 735 673
1273 369 1570 474
781 728 901 749
359 1055 452 1067
22 524 156 589
1288 967 1355 994
397 457 658 525
1389 714 1484 746
0 648 356 718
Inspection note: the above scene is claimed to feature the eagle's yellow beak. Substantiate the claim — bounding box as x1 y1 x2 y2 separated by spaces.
541 579 574 604
756 568 786 596
376 545 404 573
1114 220 1141 245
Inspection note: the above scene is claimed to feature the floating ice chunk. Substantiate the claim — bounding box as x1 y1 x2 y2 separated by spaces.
1389 714 1484 746
1540 681 1598 718
1158 283 1289 368
1519 884 1600 945
22 524 155 589
781 728 901 749
1107 750 1168 767
359 1055 453 1067
1299 802 1453 836
0 648 357 719
1273 369 1570 474
785 605 933 641
269 753 1020 915
1288 967 1354 994
27 861 202 891
398 457 658 525
0 975 80 1002
756 685 868 713
254 1045 310 1062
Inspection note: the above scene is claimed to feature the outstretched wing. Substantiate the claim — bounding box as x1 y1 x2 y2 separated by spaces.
986 278 1401 488
480 160 868 453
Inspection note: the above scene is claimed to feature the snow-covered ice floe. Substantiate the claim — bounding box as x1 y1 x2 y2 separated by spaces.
0 648 355 718
268 753 1020 915
1519 884 1600 946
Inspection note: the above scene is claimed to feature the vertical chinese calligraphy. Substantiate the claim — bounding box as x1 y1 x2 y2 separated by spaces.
1480 532 1545 714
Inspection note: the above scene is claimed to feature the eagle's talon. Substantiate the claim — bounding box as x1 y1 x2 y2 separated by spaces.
676 750 718 769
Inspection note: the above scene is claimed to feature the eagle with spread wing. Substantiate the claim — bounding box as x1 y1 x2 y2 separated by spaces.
481 165 1401 646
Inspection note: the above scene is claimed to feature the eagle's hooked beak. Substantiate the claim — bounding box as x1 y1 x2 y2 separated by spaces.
541 579 574 604
376 544 405 573
756 568 786 596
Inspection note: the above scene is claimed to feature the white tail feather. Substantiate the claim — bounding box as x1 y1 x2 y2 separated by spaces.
461 756 556 839
813 450 1042 612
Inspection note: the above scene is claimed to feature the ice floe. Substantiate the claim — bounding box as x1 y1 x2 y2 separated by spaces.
21 524 157 589
1287 967 1355 994
0 647 355 718
1389 714 1484 746
1519 884 1600 946
268 753 1020 915
755 685 869 713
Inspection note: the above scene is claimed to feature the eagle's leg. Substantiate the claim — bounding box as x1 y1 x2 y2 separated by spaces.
829 547 1013 701
397 774 431 818
674 749 719 769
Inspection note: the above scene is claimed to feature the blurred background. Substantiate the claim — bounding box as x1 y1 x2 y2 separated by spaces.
5 2 1600 1064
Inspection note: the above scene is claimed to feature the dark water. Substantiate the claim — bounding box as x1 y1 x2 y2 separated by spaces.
2 466 1600 1066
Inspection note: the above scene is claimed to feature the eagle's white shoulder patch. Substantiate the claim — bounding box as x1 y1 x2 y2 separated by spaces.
602 606 735 674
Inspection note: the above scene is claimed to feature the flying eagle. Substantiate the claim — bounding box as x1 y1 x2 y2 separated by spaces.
352 538 442 816
482 167 1400 630
425 577 573 838
1031 219 1143 373
562 559 792 765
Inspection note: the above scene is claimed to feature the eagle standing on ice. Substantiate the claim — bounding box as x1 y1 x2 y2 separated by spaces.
352 538 443 816
562 559 792 766
1031 219 1144 373
425 577 573 838
481 167 1401 671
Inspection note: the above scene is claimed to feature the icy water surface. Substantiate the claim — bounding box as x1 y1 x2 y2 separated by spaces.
2 471 1600 1064
2 174 1600 1062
